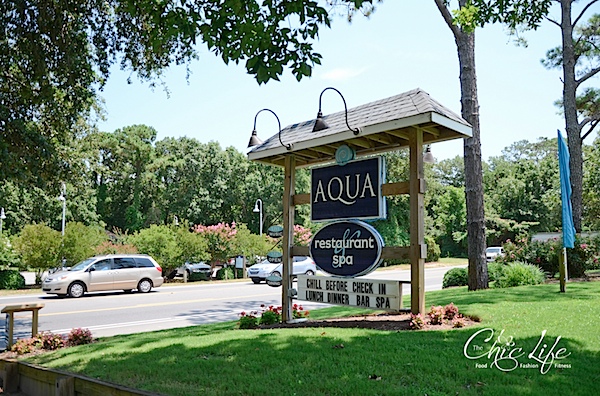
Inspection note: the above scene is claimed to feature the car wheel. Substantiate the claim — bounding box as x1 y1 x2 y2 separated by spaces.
68 282 85 298
305 270 315 276
137 279 153 293
251 278 261 284
271 271 281 278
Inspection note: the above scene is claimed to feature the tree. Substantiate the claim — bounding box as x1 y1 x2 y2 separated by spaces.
127 225 182 274
583 133 600 228
542 3 600 231
12 224 62 277
433 0 553 290
59 222 107 267
433 186 468 257
1 1 330 183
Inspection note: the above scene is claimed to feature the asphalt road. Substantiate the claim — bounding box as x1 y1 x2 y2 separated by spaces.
1 265 463 345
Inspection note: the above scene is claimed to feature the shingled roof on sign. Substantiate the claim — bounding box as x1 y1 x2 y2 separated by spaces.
247 88 472 167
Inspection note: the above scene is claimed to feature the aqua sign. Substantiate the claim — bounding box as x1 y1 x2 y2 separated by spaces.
309 220 384 277
311 157 386 222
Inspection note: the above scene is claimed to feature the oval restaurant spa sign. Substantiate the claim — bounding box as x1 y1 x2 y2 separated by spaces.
311 157 386 222
310 220 384 277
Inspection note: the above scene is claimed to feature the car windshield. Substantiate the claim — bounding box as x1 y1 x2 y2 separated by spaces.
486 248 502 254
70 258 96 271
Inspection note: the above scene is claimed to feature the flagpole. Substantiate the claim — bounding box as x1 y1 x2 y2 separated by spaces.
557 130 575 294
559 247 568 293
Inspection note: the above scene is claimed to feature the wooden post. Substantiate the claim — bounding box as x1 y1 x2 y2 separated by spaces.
409 131 425 314
559 247 568 293
282 154 296 322
3 361 19 393
2 303 45 349
55 376 75 396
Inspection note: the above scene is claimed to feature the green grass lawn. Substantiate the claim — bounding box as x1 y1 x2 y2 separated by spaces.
24 281 600 396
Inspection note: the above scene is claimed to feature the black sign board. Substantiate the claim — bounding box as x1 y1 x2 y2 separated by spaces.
309 220 384 277
311 157 385 222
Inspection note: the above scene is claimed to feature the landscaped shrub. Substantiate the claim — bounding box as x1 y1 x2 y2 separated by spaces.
11 337 40 354
428 305 445 325
498 236 599 278
487 262 505 283
216 266 234 280
39 332 66 350
259 306 282 325
425 235 441 262
188 272 209 281
409 314 425 330
238 311 259 329
67 328 94 346
10 328 93 355
412 303 464 329
494 262 546 288
442 267 468 288
238 304 309 329
0 269 25 290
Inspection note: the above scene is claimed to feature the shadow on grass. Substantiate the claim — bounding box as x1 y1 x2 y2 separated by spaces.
25 282 600 395
426 281 600 307
28 325 599 396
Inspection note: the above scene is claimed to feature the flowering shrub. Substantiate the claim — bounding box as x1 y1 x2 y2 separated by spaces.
194 222 237 264
39 332 66 350
453 318 465 328
11 337 40 354
238 304 309 329
292 303 309 319
428 305 446 325
409 314 425 330
293 225 312 246
238 311 259 329
67 328 94 346
498 236 599 278
259 306 282 325
444 303 459 320
10 328 93 355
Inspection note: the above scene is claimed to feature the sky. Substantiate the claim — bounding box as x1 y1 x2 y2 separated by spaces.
95 1 591 163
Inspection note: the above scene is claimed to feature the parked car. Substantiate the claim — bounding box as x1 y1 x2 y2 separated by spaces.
247 256 316 284
486 247 504 262
174 262 212 279
42 254 164 298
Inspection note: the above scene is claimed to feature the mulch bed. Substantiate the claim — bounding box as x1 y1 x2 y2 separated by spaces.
259 312 479 331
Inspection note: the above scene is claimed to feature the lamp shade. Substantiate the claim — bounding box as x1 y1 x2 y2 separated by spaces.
312 111 329 132
423 145 435 164
247 130 263 148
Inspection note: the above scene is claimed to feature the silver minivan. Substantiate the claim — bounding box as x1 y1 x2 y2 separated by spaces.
42 254 164 298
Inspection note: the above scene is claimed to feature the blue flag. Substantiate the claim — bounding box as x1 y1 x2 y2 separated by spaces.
558 130 575 248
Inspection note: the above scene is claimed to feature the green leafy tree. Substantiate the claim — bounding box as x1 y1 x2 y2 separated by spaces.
542 4 600 231
230 224 272 264
432 0 553 290
128 225 181 274
583 133 600 229
1 1 330 183
12 224 61 277
172 225 210 265
58 222 107 267
432 186 468 257
0 236 21 269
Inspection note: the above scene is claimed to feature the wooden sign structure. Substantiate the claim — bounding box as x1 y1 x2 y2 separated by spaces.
248 88 472 321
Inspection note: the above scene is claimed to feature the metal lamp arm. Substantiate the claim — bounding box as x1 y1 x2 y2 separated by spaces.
253 108 292 150
318 87 361 135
